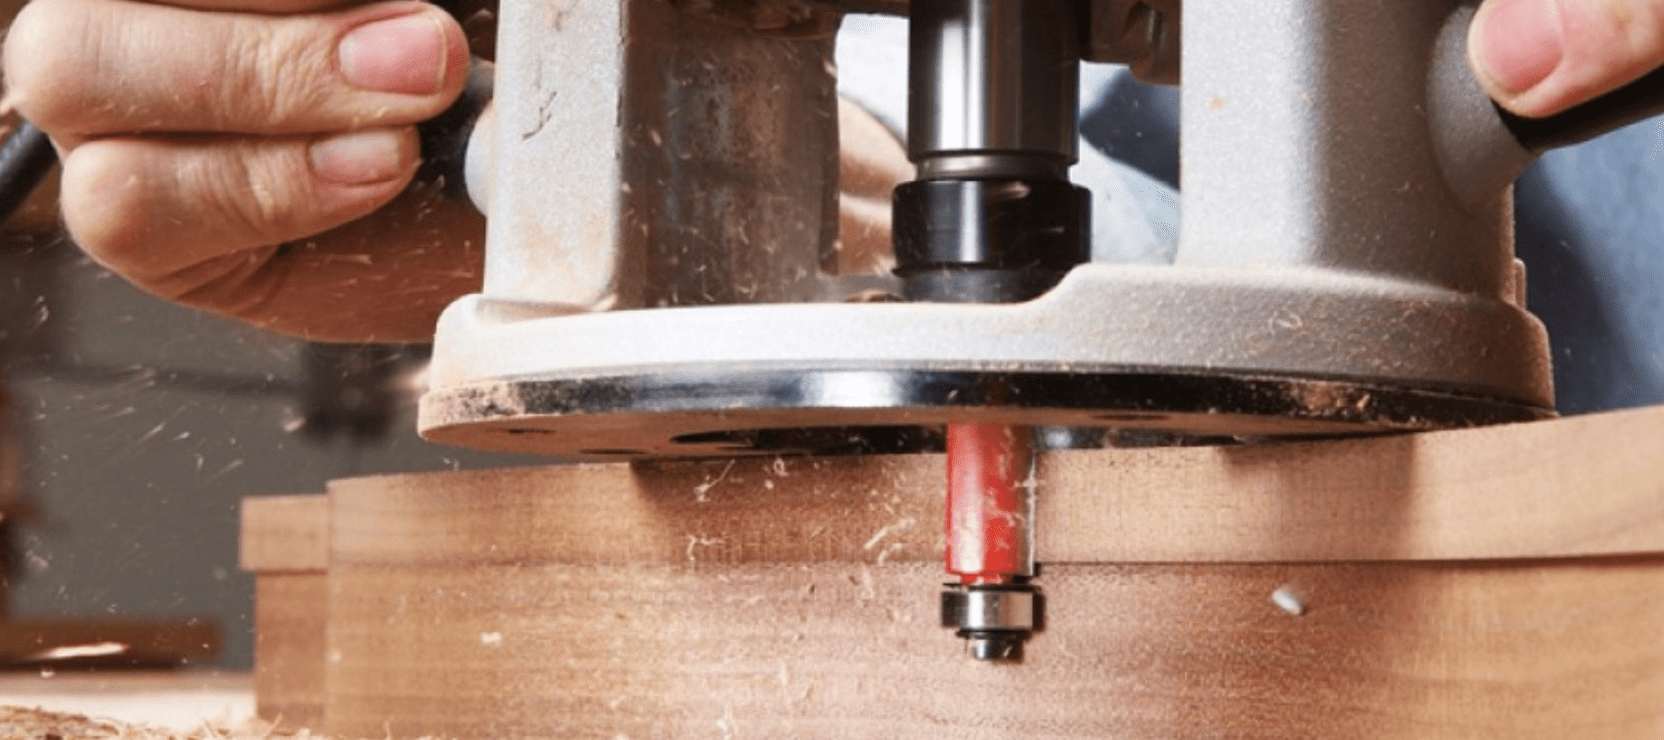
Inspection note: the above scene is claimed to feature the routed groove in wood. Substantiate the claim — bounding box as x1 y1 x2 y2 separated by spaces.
332 403 1664 565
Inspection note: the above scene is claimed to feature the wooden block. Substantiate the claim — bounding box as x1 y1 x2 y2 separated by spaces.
330 404 1664 566
327 457 944 567
240 495 329 573
253 574 326 730
232 405 1664 737
315 400 1664 739
239 494 328 729
1040 403 1664 562
323 558 1664 740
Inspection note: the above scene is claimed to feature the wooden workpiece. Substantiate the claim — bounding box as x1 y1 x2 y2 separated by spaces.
239 495 329 730
243 404 1664 739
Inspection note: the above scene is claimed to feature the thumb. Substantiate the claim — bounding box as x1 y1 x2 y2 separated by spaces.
1470 0 1664 117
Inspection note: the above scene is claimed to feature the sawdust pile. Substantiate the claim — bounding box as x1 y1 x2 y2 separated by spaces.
0 706 436 740
1 706 272 740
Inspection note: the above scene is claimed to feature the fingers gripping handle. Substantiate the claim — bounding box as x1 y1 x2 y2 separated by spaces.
0 55 491 230
1432 5 1664 207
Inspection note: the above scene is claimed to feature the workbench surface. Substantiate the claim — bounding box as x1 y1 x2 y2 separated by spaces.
0 672 254 730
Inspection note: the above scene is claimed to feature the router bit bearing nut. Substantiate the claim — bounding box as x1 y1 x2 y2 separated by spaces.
942 584 1036 632
942 584 1039 661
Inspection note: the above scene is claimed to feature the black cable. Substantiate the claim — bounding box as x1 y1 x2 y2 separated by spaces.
1500 64 1664 153
416 58 493 204
0 119 57 227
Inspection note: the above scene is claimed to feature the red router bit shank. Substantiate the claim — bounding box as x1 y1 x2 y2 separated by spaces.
945 422 1034 584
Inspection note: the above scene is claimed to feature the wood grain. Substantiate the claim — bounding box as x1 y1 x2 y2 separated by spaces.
304 405 1664 738
240 494 328 729
325 558 1664 740
332 404 1664 565
240 495 329 573
328 456 943 567
253 575 326 731
1041 403 1664 562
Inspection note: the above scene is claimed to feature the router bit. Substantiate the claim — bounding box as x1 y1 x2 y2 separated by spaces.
890 0 1087 659
942 422 1038 660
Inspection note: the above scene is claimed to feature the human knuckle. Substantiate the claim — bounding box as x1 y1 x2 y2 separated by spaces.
205 157 278 244
4 0 94 131
206 143 312 244
60 149 154 270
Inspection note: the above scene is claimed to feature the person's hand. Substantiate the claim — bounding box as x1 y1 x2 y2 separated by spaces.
1470 0 1664 117
835 97 909 277
3 0 479 342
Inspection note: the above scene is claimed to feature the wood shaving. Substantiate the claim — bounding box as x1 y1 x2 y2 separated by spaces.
1 705 324 740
